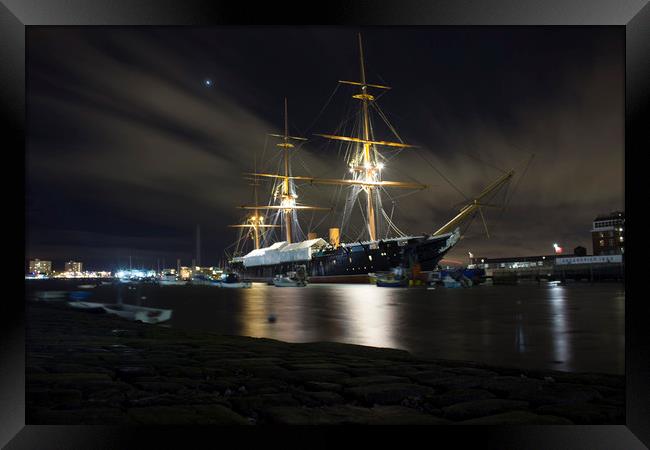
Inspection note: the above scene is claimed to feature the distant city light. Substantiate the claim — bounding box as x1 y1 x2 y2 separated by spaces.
553 243 563 254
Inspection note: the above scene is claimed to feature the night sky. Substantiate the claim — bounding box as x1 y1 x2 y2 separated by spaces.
26 27 623 271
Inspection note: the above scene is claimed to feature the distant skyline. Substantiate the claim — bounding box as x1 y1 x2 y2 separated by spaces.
26 27 623 270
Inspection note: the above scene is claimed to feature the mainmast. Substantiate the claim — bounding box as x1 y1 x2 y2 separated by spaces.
313 33 424 242
357 33 377 241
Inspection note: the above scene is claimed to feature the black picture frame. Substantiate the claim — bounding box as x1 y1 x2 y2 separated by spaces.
4 0 648 448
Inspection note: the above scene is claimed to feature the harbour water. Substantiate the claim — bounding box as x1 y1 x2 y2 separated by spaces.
28 281 625 375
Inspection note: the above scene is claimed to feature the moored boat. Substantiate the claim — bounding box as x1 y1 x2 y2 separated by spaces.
273 265 308 287
218 272 252 288
375 267 409 288
158 272 188 286
66 301 173 323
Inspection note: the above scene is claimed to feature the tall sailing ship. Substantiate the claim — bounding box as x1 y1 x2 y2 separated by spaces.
227 34 514 283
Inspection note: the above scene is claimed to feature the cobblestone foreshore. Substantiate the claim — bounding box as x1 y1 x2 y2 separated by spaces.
26 302 624 425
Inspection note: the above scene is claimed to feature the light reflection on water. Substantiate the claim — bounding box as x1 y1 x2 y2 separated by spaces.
239 284 398 349
82 281 624 374
548 285 570 366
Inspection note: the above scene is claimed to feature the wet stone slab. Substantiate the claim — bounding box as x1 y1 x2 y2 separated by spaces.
25 302 624 425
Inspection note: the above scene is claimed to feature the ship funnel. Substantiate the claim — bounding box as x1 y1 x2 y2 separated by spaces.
308 232 318 240
329 228 340 247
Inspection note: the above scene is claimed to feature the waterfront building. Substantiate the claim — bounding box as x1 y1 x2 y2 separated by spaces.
64 261 83 273
194 266 222 277
179 266 192 280
28 259 52 275
591 211 624 255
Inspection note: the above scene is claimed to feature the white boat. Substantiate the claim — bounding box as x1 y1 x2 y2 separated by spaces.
218 273 252 288
273 266 308 287
158 272 188 286
68 301 172 324
273 276 306 287
67 301 107 313
33 291 67 301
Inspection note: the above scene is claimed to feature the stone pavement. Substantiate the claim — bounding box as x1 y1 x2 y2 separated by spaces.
26 302 624 425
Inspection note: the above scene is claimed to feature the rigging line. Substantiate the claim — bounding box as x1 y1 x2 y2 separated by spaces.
384 202 396 239
507 153 534 206
415 149 469 201
460 210 478 237
375 100 504 175
307 210 315 233
381 208 406 237
372 101 404 144
356 201 367 242
495 154 533 223
312 208 332 232
383 206 406 237
259 133 270 174
301 83 341 137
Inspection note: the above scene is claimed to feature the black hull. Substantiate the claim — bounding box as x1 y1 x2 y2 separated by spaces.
231 232 458 283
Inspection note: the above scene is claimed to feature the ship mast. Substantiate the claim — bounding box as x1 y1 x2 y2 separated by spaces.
247 34 427 243
357 34 377 241
278 98 295 243
238 99 330 244
229 159 279 251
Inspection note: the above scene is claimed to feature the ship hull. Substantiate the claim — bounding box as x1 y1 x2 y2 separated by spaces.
232 229 460 284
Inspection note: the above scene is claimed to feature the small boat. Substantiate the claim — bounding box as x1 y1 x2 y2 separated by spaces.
219 272 252 288
101 304 173 324
69 301 172 323
67 301 106 313
158 272 188 286
33 291 67 301
441 275 463 288
191 273 220 286
376 277 408 287
273 266 308 287
273 274 307 287
376 267 409 288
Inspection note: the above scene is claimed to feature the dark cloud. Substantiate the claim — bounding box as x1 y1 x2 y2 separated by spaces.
26 27 623 269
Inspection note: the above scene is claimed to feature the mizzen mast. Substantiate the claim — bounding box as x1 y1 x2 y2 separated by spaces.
229 165 279 251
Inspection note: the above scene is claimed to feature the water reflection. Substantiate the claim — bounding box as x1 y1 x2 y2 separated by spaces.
335 285 397 349
119 281 623 374
515 307 527 353
548 285 571 367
